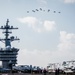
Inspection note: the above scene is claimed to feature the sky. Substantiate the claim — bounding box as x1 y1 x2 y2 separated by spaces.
0 0 75 68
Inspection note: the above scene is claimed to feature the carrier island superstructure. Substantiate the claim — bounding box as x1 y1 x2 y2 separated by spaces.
0 19 19 69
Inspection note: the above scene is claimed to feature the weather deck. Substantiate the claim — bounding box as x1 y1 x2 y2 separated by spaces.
0 73 75 75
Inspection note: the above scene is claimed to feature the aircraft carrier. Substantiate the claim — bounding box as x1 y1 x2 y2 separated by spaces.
0 20 75 75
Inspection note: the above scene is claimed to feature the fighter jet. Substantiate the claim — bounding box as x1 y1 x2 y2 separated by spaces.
40 8 42 11
48 9 50 12
27 11 29 13
54 11 56 13
36 9 39 11
43 10 45 12
32 10 35 12
58 12 61 13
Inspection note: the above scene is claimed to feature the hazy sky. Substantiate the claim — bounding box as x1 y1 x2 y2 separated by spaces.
0 0 75 67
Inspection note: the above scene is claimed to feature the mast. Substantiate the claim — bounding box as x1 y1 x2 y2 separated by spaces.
0 19 19 47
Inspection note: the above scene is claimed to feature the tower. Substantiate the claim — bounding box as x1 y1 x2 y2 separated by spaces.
0 19 19 69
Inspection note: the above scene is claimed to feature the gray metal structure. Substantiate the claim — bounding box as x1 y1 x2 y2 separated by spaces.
0 19 19 69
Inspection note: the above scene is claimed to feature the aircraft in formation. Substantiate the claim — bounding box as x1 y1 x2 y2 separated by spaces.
26 8 61 13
